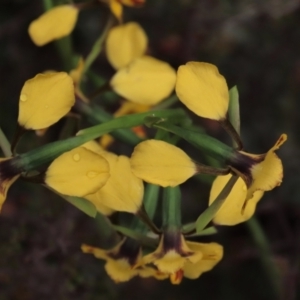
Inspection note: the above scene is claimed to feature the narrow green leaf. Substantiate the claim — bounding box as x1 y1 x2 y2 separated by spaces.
64 195 97 217
113 225 158 248
228 86 240 136
195 175 238 233
0 127 12 157
82 16 114 78
46 186 97 217
189 226 218 237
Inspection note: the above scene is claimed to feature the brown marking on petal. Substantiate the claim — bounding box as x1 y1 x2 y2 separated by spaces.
170 269 184 285
274 134 287 149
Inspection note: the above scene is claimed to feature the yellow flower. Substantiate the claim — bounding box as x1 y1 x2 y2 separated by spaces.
130 140 197 187
182 241 223 280
110 56 176 105
28 5 79 46
229 134 287 203
142 233 202 274
175 62 229 120
209 174 264 225
45 147 110 197
107 0 145 23
81 237 165 283
0 158 20 212
106 22 148 69
141 231 223 284
85 151 144 213
18 72 75 130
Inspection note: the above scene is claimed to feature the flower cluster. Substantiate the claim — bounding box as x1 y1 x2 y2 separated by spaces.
0 0 286 287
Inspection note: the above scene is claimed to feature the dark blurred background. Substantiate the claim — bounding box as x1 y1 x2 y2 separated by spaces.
1 0 300 299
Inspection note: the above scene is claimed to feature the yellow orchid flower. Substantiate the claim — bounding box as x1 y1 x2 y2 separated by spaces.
81 237 166 283
130 139 197 187
175 62 229 120
107 0 145 23
229 134 287 203
110 56 176 105
141 232 223 284
18 72 75 130
0 158 20 212
28 5 79 46
208 134 286 225
106 22 148 70
85 151 144 213
209 174 264 225
182 241 223 280
45 147 110 197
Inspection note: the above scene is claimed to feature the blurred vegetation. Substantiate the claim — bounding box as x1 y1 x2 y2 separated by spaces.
1 0 300 299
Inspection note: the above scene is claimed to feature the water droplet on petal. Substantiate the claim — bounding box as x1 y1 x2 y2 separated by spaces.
20 94 27 102
73 153 80 161
87 171 98 178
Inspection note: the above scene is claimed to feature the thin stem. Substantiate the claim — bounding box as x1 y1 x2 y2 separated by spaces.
220 118 243 150
247 217 281 299
195 163 230 176
0 127 12 157
10 125 25 155
136 206 161 234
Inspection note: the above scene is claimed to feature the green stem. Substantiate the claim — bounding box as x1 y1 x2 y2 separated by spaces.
13 109 186 172
162 186 181 228
42 0 75 71
0 127 12 157
132 184 160 233
75 98 142 146
82 16 114 78
247 217 281 299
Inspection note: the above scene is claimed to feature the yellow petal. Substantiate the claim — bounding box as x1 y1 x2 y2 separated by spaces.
121 0 145 6
245 134 287 200
45 147 110 197
110 56 176 105
18 72 75 130
109 0 123 22
130 140 197 187
142 234 202 274
105 259 139 282
82 239 141 282
28 5 78 46
175 62 229 120
0 158 20 212
69 57 84 85
209 174 264 225
86 154 144 213
106 22 148 70
183 242 223 279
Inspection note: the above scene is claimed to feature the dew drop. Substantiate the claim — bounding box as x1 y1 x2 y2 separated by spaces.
87 171 98 178
20 94 28 102
73 153 80 162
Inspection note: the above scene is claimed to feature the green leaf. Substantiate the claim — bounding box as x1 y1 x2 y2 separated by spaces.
113 225 158 248
63 195 97 217
46 185 97 217
189 226 218 237
195 175 238 232
228 86 240 136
